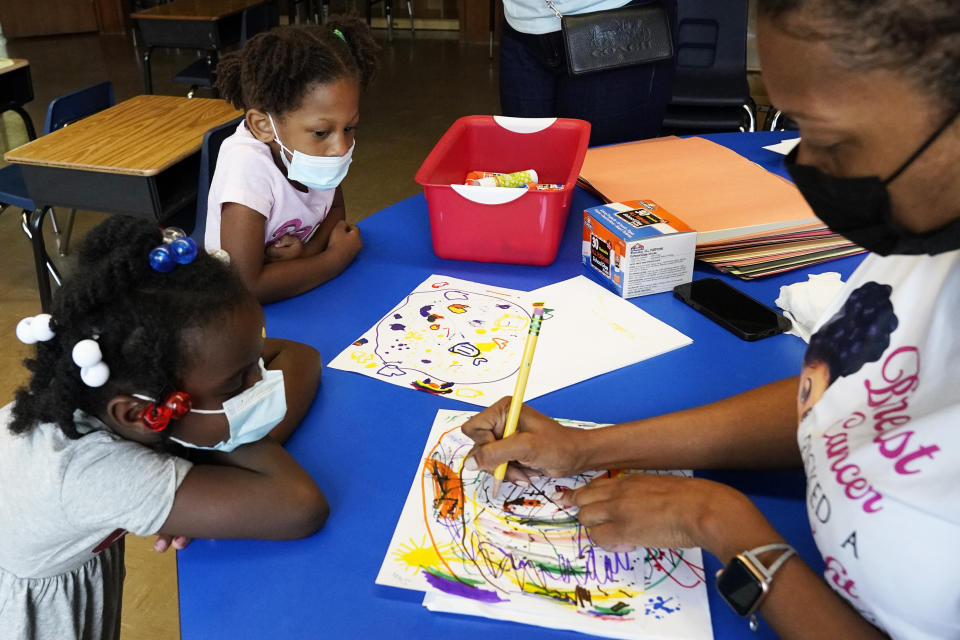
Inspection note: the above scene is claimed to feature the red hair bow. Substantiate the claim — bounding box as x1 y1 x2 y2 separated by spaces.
139 391 192 432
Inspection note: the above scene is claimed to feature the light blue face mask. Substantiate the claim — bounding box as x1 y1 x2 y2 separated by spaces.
168 360 287 452
267 113 354 191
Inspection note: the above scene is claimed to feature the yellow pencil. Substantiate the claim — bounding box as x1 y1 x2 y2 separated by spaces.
492 302 546 495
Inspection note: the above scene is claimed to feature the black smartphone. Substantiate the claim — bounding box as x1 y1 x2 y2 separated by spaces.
673 278 792 341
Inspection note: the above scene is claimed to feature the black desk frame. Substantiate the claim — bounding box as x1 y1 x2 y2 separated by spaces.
19 154 201 311
133 11 248 95
0 63 37 141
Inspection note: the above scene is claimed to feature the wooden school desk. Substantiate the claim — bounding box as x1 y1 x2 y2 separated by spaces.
0 58 36 140
131 0 268 94
3 95 240 311
176 131 867 640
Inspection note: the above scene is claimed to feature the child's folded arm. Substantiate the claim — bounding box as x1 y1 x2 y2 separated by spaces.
300 186 346 256
261 337 323 444
221 202 362 304
157 437 329 540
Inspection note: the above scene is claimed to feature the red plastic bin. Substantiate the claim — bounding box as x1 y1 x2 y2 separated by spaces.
415 115 591 266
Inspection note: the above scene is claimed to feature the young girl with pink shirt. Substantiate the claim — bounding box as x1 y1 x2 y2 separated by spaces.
207 18 380 303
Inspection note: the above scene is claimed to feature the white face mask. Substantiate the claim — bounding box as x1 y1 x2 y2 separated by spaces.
267 113 354 191
138 360 287 452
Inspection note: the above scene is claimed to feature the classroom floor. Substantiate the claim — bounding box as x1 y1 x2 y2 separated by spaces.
0 24 499 640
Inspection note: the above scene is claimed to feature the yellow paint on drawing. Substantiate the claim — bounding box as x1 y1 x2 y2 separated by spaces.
392 536 455 573
351 352 376 365
493 314 530 331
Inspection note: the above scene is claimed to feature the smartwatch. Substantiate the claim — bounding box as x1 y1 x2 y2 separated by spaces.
716 543 796 631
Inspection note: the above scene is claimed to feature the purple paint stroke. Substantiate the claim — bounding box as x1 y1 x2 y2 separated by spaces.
432 519 633 592
423 570 506 603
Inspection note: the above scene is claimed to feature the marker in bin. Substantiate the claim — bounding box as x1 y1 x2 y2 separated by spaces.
468 169 537 187
465 169 563 190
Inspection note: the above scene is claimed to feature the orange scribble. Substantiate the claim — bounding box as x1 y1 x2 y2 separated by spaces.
419 425 465 584
428 459 464 520
503 496 543 513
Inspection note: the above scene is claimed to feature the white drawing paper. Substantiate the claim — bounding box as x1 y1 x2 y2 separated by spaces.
376 409 713 640
329 275 691 407
526 276 692 400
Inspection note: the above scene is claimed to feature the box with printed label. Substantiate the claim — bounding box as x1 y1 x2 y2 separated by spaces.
582 200 697 298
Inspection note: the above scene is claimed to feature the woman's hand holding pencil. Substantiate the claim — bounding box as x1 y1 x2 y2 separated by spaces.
461 397 588 486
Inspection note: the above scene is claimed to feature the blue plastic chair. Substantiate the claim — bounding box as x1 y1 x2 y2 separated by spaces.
174 3 277 98
189 116 243 243
37 81 116 255
0 81 114 305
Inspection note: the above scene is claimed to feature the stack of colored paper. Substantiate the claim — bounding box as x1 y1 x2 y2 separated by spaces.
578 136 865 279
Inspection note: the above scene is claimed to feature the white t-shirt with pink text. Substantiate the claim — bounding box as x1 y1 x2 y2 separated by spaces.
797 249 960 639
204 122 335 251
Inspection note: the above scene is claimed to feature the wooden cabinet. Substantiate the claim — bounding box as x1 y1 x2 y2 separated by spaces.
0 0 129 37
0 0 98 37
459 0 499 44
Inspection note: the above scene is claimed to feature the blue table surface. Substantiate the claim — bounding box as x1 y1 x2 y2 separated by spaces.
178 131 863 639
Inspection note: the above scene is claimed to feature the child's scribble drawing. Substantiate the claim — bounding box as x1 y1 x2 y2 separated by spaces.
329 276 535 405
377 410 713 640
330 275 693 408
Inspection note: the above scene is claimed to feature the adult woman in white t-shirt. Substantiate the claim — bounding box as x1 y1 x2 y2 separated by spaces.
464 0 960 637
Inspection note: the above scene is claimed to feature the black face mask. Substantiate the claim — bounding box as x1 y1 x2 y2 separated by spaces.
785 110 960 256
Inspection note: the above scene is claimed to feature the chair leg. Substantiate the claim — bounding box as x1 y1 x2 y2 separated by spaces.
407 0 414 35
20 208 57 312
489 0 495 59
49 209 60 235
386 0 393 41
742 103 756 132
58 209 76 256
768 109 782 131
142 46 155 94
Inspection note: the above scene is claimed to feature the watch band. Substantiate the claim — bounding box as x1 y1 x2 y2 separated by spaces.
717 543 796 632
742 543 796 584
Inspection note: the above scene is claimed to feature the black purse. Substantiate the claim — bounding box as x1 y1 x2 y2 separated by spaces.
547 1 673 76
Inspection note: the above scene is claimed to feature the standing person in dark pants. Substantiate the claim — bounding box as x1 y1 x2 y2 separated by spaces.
500 0 677 146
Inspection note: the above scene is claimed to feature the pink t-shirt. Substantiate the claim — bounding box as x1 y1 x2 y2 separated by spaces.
204 122 335 250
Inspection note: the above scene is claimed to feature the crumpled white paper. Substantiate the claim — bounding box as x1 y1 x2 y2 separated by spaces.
775 272 846 342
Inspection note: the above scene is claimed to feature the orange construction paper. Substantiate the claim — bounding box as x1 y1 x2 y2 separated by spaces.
580 137 818 243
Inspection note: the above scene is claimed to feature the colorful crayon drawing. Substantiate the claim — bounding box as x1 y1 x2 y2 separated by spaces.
330 275 692 408
329 276 535 406
377 410 713 640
